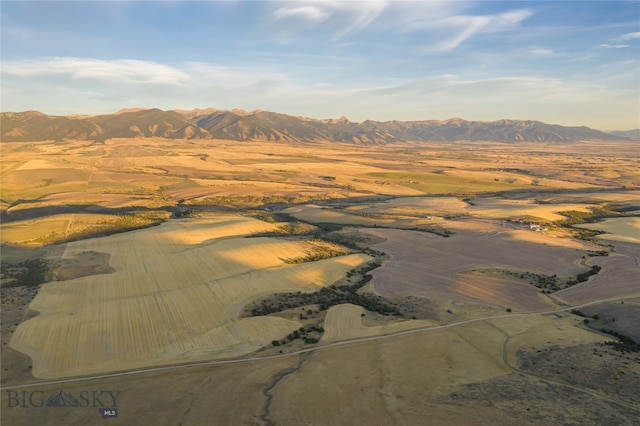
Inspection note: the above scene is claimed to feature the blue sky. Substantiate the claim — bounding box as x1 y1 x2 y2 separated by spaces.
1 1 639 130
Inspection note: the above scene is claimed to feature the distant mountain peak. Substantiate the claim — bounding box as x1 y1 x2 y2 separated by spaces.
609 129 640 140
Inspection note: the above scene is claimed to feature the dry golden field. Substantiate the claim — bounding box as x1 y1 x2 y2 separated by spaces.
8 215 370 378
1 139 639 424
320 303 434 343
575 217 640 244
341 195 599 221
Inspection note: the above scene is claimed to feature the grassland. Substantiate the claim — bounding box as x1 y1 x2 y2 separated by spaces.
1 138 638 424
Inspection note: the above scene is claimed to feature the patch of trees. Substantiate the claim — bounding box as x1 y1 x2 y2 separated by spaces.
300 181 355 190
318 229 371 250
248 261 402 318
570 309 599 324
557 205 624 226
571 310 639 352
173 207 194 218
566 265 601 286
249 221 319 238
503 270 562 292
246 210 276 223
1 259 48 288
599 330 640 353
570 309 592 318
555 204 629 241
272 325 325 347
501 264 601 293
345 261 383 280
35 211 168 245
284 243 350 264
188 194 331 208
249 285 402 318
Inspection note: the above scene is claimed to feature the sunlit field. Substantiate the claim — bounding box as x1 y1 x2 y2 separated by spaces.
1 139 638 425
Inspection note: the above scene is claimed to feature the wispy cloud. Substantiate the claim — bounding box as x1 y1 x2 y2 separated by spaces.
2 57 191 86
409 9 534 52
599 31 640 49
2 55 636 130
617 31 640 41
0 56 297 113
263 1 533 51
268 5 331 25
599 43 631 49
524 46 556 58
264 0 387 40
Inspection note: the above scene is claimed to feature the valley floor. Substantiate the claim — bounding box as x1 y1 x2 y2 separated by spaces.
1 139 639 425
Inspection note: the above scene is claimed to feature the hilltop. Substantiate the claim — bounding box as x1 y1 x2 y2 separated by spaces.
0 108 629 143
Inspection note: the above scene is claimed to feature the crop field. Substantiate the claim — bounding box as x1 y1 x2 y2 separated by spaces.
1 139 639 424
556 241 640 305
364 225 597 310
575 217 640 244
340 196 598 222
464 198 595 221
321 303 433 343
8 215 370 378
1 213 120 245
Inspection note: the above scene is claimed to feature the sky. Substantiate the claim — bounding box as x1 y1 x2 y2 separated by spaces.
1 1 639 131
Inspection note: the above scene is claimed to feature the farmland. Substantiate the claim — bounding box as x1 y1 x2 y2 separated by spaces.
8 215 370 378
1 138 639 424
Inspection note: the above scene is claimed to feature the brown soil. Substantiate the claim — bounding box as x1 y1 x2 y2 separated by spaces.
1 284 41 386
48 250 115 281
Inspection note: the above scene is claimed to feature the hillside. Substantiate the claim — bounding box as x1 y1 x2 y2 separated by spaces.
0 108 630 143
610 129 640 140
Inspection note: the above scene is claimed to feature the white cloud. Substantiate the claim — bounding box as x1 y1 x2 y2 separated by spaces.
2 56 636 131
599 43 631 49
525 46 556 58
617 31 640 41
0 56 299 114
599 31 640 49
268 5 331 24
2 57 191 86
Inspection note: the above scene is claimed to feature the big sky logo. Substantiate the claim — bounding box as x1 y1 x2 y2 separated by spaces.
5 389 121 418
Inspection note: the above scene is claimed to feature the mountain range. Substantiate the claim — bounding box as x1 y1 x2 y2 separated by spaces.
0 108 632 143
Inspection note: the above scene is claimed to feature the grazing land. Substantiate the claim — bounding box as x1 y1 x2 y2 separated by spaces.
1 138 639 424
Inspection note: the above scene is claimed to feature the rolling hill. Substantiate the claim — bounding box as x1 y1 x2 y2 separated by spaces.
609 129 640 140
0 108 630 143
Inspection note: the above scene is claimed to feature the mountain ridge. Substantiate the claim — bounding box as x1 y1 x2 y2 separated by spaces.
0 108 631 143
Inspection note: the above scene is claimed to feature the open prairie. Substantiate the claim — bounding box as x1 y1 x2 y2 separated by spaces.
1 139 639 424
